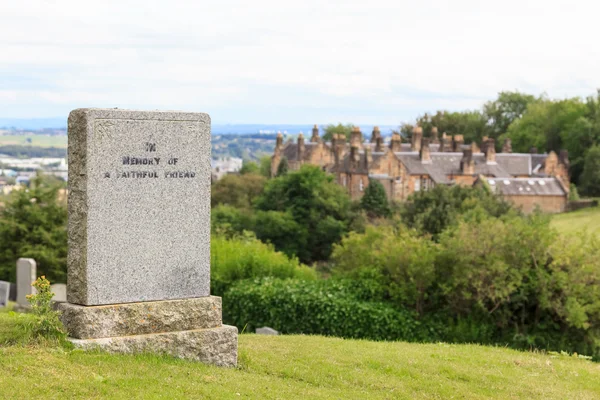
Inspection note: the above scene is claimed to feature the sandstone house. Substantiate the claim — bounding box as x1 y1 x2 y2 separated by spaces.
271 125 570 213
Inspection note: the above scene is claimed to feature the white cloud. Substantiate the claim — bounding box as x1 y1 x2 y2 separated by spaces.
0 0 599 124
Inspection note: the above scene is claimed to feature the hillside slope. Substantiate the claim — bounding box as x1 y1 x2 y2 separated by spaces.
1 312 599 399
552 206 600 237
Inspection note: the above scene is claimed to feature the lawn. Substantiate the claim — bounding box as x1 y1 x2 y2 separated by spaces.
0 134 67 148
1 309 599 399
551 206 600 237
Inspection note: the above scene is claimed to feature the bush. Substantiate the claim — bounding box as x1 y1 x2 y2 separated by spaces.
24 276 67 345
210 233 316 296
223 277 437 341
400 185 513 239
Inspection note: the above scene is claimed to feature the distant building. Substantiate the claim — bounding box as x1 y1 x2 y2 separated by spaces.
211 157 243 181
271 125 570 214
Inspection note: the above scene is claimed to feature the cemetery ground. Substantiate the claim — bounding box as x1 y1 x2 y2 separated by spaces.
1 307 600 399
551 206 600 237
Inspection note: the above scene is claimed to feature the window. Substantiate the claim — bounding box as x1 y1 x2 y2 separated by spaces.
342 176 347 187
359 179 364 192
421 177 428 191
414 178 420 192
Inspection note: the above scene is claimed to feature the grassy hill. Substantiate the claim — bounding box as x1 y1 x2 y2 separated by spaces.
551 206 600 237
0 134 67 148
1 310 599 399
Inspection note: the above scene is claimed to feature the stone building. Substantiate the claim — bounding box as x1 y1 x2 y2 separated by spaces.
271 125 570 213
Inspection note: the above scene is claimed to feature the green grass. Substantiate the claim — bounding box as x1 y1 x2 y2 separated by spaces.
1 309 599 399
0 134 67 148
551 206 600 237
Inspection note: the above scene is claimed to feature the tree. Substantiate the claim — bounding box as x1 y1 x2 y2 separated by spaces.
259 156 272 178
483 91 537 138
254 165 352 263
276 157 288 177
400 185 513 239
0 174 67 282
239 161 259 175
211 174 267 209
322 123 354 142
580 145 600 196
360 179 391 218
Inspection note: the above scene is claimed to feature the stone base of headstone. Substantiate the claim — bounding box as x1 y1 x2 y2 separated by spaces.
58 296 237 367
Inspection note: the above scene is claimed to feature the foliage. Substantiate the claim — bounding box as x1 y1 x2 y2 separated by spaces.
239 161 259 175
24 276 67 343
210 233 316 296
254 165 353 263
0 174 67 282
211 173 266 209
276 157 288 177
400 184 513 239
332 226 438 315
569 183 580 201
360 179 391 218
258 156 272 178
321 123 354 141
223 277 430 342
211 205 254 236
580 145 600 196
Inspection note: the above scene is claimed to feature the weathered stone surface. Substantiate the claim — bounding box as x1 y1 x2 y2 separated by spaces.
16 258 36 308
67 109 211 305
58 296 222 339
69 325 238 367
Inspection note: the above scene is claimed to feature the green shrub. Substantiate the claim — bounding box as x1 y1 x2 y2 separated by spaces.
223 277 438 342
24 276 67 345
210 233 316 296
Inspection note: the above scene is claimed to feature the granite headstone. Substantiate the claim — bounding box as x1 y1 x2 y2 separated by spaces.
68 109 211 305
59 109 237 366
51 283 67 302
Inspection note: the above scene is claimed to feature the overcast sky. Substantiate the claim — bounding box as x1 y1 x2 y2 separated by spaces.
1 0 599 125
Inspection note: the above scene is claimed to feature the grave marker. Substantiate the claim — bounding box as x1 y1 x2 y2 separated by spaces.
0 281 9 308
16 258 36 309
59 109 237 366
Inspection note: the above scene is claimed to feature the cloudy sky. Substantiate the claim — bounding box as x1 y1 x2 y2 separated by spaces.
1 0 599 125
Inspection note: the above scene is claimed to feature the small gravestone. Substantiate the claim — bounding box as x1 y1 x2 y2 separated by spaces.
0 281 10 308
50 283 67 303
256 327 279 335
58 109 237 366
16 258 36 310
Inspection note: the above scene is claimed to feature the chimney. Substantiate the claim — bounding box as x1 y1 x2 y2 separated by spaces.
460 149 475 175
453 135 464 152
420 138 432 164
298 133 305 160
529 147 538 154
559 149 570 168
350 126 363 147
471 141 480 154
442 132 452 152
411 126 422 152
370 126 381 143
311 124 320 143
431 127 440 144
390 132 402 152
486 139 496 164
502 138 512 153
274 131 283 155
350 145 360 167
375 136 384 152
365 146 372 169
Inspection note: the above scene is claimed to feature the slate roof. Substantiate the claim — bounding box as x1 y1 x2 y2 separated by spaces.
281 142 330 161
485 177 567 196
331 150 385 174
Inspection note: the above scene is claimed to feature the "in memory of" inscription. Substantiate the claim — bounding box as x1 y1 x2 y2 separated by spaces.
103 142 196 180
